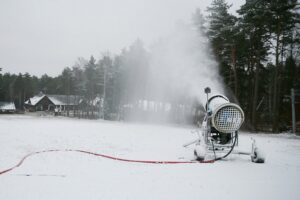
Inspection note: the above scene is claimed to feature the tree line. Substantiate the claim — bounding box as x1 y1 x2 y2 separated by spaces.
193 0 299 132
0 0 299 132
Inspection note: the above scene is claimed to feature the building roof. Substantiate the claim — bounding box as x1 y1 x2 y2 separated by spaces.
25 94 82 106
24 95 46 106
0 102 16 110
47 95 81 106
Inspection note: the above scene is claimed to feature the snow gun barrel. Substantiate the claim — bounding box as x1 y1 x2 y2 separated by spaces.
206 94 244 133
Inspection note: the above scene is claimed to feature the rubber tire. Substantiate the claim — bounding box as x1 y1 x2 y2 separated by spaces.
194 150 205 161
251 151 265 163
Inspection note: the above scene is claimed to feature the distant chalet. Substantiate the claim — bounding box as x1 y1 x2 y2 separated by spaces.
0 102 16 113
24 94 81 112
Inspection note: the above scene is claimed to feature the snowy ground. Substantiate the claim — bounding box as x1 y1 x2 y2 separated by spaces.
0 115 300 200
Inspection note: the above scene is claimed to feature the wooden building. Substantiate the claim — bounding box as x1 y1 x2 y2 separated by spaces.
24 94 81 112
0 102 16 113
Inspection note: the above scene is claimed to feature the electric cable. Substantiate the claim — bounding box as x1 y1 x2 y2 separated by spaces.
213 131 238 161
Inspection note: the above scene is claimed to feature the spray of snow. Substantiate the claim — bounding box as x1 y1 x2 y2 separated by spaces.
147 22 224 106
121 22 225 123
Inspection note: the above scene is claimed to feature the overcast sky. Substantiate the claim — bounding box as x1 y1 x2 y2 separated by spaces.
0 0 244 77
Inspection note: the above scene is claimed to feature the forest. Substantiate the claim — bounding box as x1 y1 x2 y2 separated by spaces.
0 0 299 132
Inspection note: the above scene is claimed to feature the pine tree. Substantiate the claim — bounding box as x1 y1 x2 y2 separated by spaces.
267 0 299 132
84 56 98 100
238 0 272 130
97 54 114 119
84 56 98 117
206 0 238 96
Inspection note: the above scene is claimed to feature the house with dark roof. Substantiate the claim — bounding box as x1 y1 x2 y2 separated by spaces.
24 94 82 112
0 102 16 113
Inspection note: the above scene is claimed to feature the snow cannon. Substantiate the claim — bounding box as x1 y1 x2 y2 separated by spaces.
184 87 265 163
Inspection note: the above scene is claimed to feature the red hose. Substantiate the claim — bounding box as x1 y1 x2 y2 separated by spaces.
0 149 214 176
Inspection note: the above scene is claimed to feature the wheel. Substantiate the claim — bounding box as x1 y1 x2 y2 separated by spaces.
194 145 206 161
194 150 204 161
251 148 265 163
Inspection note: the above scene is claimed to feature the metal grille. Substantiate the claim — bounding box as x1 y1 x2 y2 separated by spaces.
212 104 244 133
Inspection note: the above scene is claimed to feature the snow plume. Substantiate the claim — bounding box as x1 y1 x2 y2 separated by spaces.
124 23 224 123
147 23 224 106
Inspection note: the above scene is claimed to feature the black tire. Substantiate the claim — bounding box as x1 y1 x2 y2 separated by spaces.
194 150 204 161
251 151 265 163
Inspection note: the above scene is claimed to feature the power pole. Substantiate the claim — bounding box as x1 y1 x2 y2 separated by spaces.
102 65 107 119
291 88 296 134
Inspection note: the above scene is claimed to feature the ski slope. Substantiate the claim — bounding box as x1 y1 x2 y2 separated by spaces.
0 115 300 200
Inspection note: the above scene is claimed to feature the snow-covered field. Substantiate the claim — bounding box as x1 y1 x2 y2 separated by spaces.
1 115 300 200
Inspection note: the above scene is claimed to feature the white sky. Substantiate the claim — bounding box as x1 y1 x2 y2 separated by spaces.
0 0 244 77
